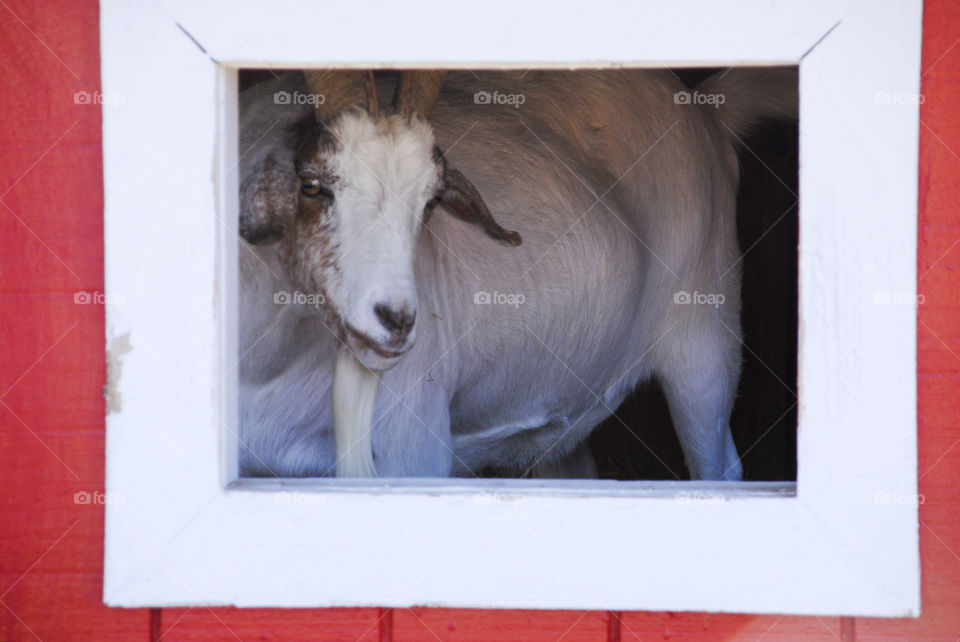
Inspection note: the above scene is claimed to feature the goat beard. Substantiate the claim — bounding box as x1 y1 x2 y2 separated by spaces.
331 344 381 477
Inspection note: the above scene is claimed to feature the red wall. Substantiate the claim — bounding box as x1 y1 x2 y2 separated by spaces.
1 1 956 639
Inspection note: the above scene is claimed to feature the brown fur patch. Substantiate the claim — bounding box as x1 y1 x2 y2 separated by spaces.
271 124 347 328
239 156 297 245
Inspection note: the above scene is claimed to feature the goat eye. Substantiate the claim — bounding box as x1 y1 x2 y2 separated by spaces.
300 177 331 199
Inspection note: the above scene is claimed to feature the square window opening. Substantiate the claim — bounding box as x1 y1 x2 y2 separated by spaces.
234 66 799 486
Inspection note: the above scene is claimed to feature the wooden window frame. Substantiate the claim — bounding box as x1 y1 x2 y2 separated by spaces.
102 0 922 615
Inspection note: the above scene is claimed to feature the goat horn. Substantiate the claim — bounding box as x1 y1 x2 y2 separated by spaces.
303 70 378 122
392 70 447 119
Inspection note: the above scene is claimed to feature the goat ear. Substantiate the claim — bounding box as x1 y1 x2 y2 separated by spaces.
239 155 297 245
429 147 522 247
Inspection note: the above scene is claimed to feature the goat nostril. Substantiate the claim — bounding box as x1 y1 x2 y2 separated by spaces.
374 303 416 337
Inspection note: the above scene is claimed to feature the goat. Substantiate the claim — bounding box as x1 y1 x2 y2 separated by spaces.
237 68 797 480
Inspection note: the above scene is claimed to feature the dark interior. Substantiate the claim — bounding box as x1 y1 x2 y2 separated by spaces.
588 68 799 482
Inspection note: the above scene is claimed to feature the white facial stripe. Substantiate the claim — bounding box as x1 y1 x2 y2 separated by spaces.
319 112 440 361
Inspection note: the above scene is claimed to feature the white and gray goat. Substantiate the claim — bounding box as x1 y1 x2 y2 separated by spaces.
238 69 796 479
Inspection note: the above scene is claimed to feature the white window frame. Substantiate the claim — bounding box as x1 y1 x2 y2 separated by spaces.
102 0 922 615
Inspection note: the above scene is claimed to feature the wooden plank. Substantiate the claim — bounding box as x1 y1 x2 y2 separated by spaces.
156 608 381 641
392 608 608 642
620 613 843 640
0 0 149 639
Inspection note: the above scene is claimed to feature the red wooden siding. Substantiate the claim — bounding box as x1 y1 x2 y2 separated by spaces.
0 0 957 639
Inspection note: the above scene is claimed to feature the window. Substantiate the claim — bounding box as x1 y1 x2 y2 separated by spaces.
103 0 922 615
235 66 800 483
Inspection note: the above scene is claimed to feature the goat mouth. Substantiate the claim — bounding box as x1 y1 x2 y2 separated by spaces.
344 324 408 360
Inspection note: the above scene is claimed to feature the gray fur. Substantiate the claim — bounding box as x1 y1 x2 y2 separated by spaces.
238 69 797 480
